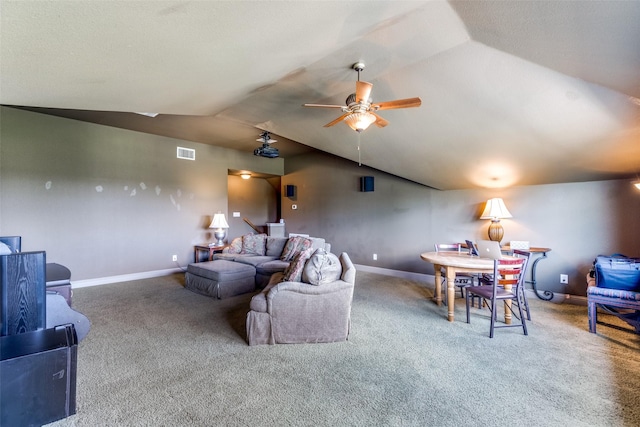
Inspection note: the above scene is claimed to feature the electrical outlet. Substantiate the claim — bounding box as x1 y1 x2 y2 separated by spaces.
172 255 178 262
560 274 568 284
233 212 240 217
373 254 377 260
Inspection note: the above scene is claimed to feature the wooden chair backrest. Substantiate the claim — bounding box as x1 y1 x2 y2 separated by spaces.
495 258 525 287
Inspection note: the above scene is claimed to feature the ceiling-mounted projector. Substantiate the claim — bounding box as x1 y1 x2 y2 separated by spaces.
253 131 279 158
254 145 279 158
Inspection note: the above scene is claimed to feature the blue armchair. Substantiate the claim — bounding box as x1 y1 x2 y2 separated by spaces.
586 255 640 334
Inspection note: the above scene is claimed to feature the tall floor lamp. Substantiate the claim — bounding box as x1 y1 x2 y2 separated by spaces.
480 198 512 243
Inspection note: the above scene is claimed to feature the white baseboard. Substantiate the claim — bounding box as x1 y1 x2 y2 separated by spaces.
354 264 587 305
72 267 184 288
559 293 588 306
354 264 433 283
71 264 590 306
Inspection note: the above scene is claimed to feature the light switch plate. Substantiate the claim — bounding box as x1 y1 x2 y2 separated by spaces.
233 212 240 217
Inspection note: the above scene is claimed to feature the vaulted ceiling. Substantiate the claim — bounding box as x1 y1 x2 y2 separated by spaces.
2 1 639 190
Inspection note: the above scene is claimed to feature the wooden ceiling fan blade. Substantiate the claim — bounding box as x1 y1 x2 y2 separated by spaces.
372 113 389 128
324 112 350 128
356 81 373 103
373 97 422 110
303 103 345 109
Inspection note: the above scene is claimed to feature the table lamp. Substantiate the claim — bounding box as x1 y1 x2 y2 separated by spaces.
209 213 229 246
479 198 512 243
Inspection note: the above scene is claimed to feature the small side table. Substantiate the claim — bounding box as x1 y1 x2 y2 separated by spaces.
502 245 553 300
194 244 227 263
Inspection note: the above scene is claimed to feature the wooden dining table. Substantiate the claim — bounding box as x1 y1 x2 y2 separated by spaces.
420 251 515 323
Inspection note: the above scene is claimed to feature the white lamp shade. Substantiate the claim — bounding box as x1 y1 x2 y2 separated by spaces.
209 213 229 229
480 198 513 220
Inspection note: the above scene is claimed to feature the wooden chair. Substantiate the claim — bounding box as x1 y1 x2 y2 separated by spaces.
465 257 528 338
434 243 478 304
512 250 532 320
479 250 532 317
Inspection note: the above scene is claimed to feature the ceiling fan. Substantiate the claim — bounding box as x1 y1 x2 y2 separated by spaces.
303 62 422 132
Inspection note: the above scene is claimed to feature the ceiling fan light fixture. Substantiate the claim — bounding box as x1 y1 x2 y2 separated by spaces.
345 111 376 133
303 61 420 131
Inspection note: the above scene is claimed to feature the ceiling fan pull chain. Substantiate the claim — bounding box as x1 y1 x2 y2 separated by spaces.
357 133 362 166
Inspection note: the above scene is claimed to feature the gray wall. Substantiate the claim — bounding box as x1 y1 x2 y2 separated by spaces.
282 152 640 296
227 175 279 240
0 106 283 280
2 106 639 296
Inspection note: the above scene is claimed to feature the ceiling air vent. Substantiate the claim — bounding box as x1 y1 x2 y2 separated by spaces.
177 147 195 161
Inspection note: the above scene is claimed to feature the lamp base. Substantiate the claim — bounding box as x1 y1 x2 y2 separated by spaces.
487 220 504 243
213 229 226 246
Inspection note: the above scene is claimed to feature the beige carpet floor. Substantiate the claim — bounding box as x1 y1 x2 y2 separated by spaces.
47 271 640 426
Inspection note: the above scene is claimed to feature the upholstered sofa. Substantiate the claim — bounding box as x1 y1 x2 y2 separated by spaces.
213 234 331 288
246 251 356 345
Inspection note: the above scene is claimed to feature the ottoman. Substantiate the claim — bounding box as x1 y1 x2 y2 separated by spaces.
185 260 256 299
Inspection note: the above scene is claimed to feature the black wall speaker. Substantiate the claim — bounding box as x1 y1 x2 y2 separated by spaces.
285 185 295 197
360 176 374 192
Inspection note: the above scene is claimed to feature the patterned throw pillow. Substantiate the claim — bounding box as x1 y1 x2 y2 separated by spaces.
281 248 314 282
241 233 267 255
302 249 342 285
279 236 299 261
279 236 313 261
297 238 312 251
227 236 243 254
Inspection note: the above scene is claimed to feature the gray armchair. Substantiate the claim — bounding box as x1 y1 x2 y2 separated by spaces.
0 236 90 341
246 252 356 345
